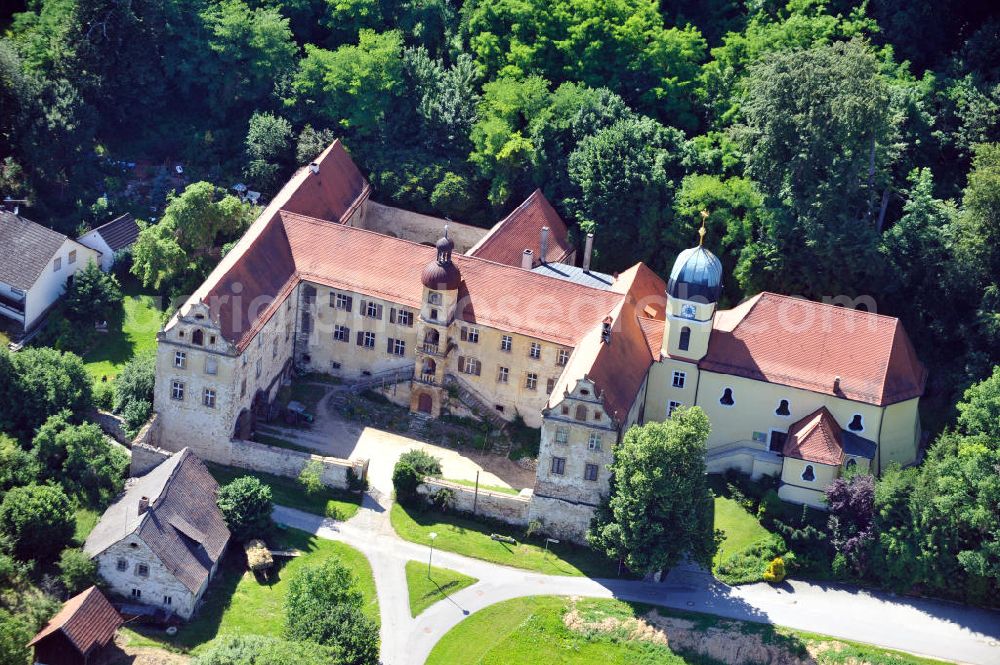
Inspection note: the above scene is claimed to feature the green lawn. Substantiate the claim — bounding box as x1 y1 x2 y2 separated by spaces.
207 463 361 521
124 527 377 653
73 506 100 545
83 286 162 381
427 596 948 665
713 495 771 568
405 560 478 617
390 503 623 578
443 477 524 495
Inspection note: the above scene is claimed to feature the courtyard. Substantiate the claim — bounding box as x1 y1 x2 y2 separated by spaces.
252 377 537 495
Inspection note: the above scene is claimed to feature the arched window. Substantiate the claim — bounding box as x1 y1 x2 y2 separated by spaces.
424 329 440 344
845 458 857 471
801 465 815 482
719 387 734 406
775 399 790 416
574 404 587 421
192 329 204 346
678 326 691 351
848 414 864 432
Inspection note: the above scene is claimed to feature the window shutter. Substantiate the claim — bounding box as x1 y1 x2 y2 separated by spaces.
376 304 383 320
389 308 396 323
387 337 394 353
460 327 467 341
345 296 353 312
356 331 363 346
458 356 466 372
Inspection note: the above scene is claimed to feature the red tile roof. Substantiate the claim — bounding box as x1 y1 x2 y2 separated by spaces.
550 264 667 424
283 140 370 223
783 407 844 465
468 189 573 267
28 586 121 655
283 212 624 347
700 293 926 406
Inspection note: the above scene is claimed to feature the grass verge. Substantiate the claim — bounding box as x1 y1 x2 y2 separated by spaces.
390 503 623 578
442 477 523 495
73 506 100 545
405 560 478 617
712 495 771 568
122 527 377 653
427 596 948 665
207 463 360 521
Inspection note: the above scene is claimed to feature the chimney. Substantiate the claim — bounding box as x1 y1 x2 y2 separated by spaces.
583 233 594 273
601 316 612 344
521 249 534 270
309 162 320 175
833 376 841 392
138 496 150 516
540 226 550 264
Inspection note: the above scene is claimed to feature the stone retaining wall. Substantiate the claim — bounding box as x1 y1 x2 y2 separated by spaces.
417 477 532 527
130 441 174 477
230 439 364 491
527 494 597 545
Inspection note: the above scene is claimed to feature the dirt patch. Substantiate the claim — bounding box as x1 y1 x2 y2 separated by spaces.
563 599 827 665
96 634 191 665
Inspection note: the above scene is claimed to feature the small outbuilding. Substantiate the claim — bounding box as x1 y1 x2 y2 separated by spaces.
77 213 140 272
27 586 122 665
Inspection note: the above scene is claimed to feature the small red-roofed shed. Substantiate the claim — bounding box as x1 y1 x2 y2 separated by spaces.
27 586 122 665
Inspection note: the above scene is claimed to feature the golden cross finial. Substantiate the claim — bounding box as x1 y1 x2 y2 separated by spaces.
698 210 708 246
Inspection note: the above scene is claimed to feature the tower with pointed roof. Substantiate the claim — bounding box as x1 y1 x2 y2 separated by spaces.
410 226 462 417
661 213 722 361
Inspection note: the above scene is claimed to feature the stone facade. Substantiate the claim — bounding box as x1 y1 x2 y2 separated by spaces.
95 537 207 619
417 478 531 526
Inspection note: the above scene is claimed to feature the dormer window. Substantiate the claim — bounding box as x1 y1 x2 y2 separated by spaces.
775 399 790 416
848 414 864 432
719 388 735 406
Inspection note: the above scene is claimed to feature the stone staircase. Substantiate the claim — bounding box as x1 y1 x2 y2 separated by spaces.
346 363 415 394
443 375 510 455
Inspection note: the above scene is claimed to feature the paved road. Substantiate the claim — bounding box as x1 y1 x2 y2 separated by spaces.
272 495 1000 665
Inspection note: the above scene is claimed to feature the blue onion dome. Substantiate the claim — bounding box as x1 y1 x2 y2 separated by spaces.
667 246 723 303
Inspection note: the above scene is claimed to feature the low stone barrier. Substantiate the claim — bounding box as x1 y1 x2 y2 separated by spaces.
130 441 173 477
416 477 532 527
230 438 364 491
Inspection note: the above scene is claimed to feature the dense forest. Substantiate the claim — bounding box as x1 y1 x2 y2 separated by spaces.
1 0 999 422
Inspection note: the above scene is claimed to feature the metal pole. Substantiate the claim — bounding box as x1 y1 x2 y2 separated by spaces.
428 532 437 578
473 470 480 515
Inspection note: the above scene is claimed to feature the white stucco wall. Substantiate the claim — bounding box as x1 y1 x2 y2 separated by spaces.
76 230 115 271
23 239 101 328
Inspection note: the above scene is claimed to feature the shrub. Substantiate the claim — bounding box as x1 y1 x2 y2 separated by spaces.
346 467 367 493
757 489 784 525
398 449 442 477
763 556 786 583
0 484 74 562
113 352 156 413
0 434 39 493
4 347 93 438
217 476 273 542
429 488 456 512
93 381 115 411
715 533 787 586
58 548 100 594
0 609 33 665
193 634 338 665
391 461 421 505
122 399 152 436
298 460 325 496
32 412 128 503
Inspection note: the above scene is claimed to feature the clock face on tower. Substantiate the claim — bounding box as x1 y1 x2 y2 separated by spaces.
680 303 697 320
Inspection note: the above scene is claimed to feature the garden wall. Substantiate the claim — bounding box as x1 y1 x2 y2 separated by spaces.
230 438 364 490
527 494 596 545
417 477 531 527
130 441 173 477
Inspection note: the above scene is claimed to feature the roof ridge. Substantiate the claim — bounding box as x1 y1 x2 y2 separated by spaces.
760 291 900 324
90 212 133 232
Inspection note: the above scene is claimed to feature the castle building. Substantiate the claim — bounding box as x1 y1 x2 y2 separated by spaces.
151 140 925 540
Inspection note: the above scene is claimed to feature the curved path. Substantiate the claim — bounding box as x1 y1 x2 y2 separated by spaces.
272 493 1000 665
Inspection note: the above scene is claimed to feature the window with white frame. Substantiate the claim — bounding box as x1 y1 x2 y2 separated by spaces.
459 356 481 376
500 335 512 352
164 596 172 606
497 366 509 383
388 338 406 356
334 293 353 311
525 372 537 390
131 588 142 599
359 331 376 349
116 558 127 572
529 342 541 359
174 351 186 368
461 326 479 343
397 310 413 326
203 388 216 408
68 250 77 264
365 301 382 319
668 400 681 417
584 463 599 481
170 381 184 401
554 427 568 444
334 325 350 342
588 432 602 451
672 371 686 388
556 349 569 366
